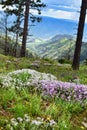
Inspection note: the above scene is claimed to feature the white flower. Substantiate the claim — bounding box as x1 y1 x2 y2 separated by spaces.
24 114 30 122
10 127 14 130
11 118 18 126
49 119 56 126
17 117 23 122
31 120 42 125
37 117 44 121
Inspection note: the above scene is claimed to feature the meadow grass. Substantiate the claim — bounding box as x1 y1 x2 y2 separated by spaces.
0 54 87 85
0 87 86 130
0 55 87 129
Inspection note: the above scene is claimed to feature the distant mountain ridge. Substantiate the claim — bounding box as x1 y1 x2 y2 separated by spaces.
27 34 87 61
27 34 75 59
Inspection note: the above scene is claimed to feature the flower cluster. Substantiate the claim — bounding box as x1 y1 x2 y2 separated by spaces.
4 114 57 130
0 69 57 88
0 69 87 102
37 80 87 102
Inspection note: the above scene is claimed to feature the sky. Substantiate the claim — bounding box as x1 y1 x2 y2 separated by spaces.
43 0 82 21
1 0 87 40
0 0 82 22
32 0 82 22
30 0 87 40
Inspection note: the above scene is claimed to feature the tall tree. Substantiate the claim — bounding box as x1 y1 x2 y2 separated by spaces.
20 0 30 57
20 0 46 57
1 0 46 57
4 12 9 55
0 12 9 55
1 0 24 56
8 2 24 57
72 0 86 70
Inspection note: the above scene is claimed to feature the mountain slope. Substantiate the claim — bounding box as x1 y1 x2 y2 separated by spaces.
28 34 75 59
27 34 87 61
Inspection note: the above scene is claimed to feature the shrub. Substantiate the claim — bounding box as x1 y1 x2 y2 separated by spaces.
58 58 71 64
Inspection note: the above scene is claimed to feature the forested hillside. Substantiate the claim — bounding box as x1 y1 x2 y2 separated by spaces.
27 34 87 62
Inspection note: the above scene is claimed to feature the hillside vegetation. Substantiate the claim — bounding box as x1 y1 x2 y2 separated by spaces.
27 34 87 61
0 34 87 62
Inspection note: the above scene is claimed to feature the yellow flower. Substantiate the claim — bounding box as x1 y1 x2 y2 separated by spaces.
46 116 51 121
0 127 3 130
80 126 85 129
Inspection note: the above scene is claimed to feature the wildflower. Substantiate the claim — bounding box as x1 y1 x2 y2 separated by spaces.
31 120 42 125
11 118 18 126
37 117 44 121
46 116 51 121
82 122 87 128
17 117 23 122
49 119 56 126
24 114 30 122
80 126 85 129
0 127 3 130
10 127 14 130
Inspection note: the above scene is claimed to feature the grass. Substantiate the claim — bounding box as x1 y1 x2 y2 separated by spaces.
0 54 87 85
0 87 86 130
0 54 87 129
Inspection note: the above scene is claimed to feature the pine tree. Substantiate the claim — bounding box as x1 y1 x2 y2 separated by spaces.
0 11 9 55
72 0 86 70
1 0 46 57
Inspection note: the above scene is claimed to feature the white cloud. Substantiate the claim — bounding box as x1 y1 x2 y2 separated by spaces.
31 8 79 21
43 9 79 21
1 0 87 23
57 5 78 11
0 5 3 11
31 7 87 23
40 0 82 21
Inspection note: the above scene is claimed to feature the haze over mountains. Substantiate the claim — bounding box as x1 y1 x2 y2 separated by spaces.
27 34 87 61
30 16 87 41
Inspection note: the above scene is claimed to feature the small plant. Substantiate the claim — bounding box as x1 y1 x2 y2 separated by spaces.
0 88 16 110
10 103 28 117
11 72 31 83
2 114 57 130
9 72 31 89
45 103 59 119
28 94 42 116
57 114 72 130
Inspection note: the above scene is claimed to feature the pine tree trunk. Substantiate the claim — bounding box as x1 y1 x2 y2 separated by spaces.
20 0 30 57
72 0 86 70
5 14 9 55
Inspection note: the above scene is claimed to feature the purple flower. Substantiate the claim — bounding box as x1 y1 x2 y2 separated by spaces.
36 80 87 102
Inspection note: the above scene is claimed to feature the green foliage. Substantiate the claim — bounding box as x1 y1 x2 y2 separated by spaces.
28 94 42 116
57 114 71 130
11 72 31 84
45 103 60 119
83 59 87 65
1 54 87 85
0 88 16 110
10 103 28 117
0 87 87 130
58 58 72 64
42 57 57 64
66 102 83 114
